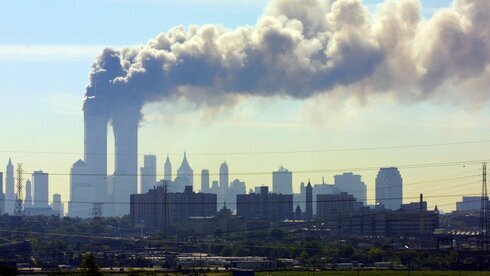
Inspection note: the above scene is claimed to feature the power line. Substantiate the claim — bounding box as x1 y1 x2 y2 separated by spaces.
16 159 489 177
6 192 482 206
0 198 473 252
1 139 490 157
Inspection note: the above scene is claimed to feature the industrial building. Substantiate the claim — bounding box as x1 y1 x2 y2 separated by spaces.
236 186 293 223
130 185 217 228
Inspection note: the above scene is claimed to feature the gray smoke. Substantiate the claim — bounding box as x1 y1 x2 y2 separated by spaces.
84 0 490 118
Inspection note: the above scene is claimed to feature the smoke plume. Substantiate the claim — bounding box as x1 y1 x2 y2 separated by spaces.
84 0 490 118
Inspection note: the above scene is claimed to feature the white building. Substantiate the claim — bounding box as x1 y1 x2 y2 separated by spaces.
272 166 292 194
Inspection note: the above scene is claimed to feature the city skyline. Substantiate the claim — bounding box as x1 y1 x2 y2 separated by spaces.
0 0 489 213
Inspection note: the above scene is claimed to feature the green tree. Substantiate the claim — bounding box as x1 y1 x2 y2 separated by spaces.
80 253 101 276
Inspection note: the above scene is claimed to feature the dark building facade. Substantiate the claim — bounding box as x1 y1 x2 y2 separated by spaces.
236 186 293 223
130 185 217 228
316 193 439 237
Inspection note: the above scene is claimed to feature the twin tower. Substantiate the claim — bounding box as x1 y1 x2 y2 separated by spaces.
72 99 139 217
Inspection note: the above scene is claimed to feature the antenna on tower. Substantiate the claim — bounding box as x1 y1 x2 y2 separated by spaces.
478 162 489 268
14 164 24 217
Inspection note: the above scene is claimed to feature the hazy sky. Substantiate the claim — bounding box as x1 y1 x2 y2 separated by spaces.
1 0 489 212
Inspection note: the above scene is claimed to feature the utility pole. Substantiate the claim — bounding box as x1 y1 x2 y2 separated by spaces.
14 164 24 217
478 162 488 268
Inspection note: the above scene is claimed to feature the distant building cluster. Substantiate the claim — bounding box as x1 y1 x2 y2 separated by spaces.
0 158 64 217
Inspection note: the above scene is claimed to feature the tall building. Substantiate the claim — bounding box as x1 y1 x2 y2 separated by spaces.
201 169 210 193
68 159 93 218
0 172 4 214
228 178 246 210
52 193 64 217
305 181 313 220
175 153 193 192
24 179 33 209
5 158 15 215
334 172 367 205
219 161 229 194
375 167 403 210
164 155 172 181
211 180 219 194
83 100 109 208
140 155 157 194
32 171 49 208
272 166 292 194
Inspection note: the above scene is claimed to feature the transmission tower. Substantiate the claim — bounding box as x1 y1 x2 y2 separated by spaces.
478 162 489 266
14 163 24 217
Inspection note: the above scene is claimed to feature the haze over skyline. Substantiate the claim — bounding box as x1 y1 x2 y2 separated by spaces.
1 0 489 212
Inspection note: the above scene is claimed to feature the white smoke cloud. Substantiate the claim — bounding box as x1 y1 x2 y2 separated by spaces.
84 0 490 119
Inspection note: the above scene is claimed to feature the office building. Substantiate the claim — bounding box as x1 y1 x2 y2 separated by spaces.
316 192 362 222
130 185 217 227
0 172 4 214
375 167 403 210
140 154 157 194
68 159 93 218
52 194 64 217
334 172 367 205
272 166 292 194
456 196 485 212
305 181 313 220
211 180 219 194
201 169 210 193
24 179 33 209
219 162 229 194
228 178 246 210
236 186 293 223
32 171 49 208
5 159 15 215
164 155 172 181
175 153 193 192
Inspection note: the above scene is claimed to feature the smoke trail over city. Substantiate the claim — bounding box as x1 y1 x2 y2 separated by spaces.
84 0 490 119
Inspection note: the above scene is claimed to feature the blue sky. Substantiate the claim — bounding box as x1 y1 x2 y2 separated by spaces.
1 0 487 212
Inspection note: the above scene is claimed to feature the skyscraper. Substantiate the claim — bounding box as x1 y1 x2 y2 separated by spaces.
164 155 172 181
305 181 313 220
68 159 92 218
175 153 193 192
0 172 4 214
83 100 109 207
334 172 367 205
375 167 403 210
32 171 49 208
201 169 210 193
5 158 15 215
140 155 157 194
24 179 33 209
219 161 229 194
52 194 64 217
272 166 293 194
